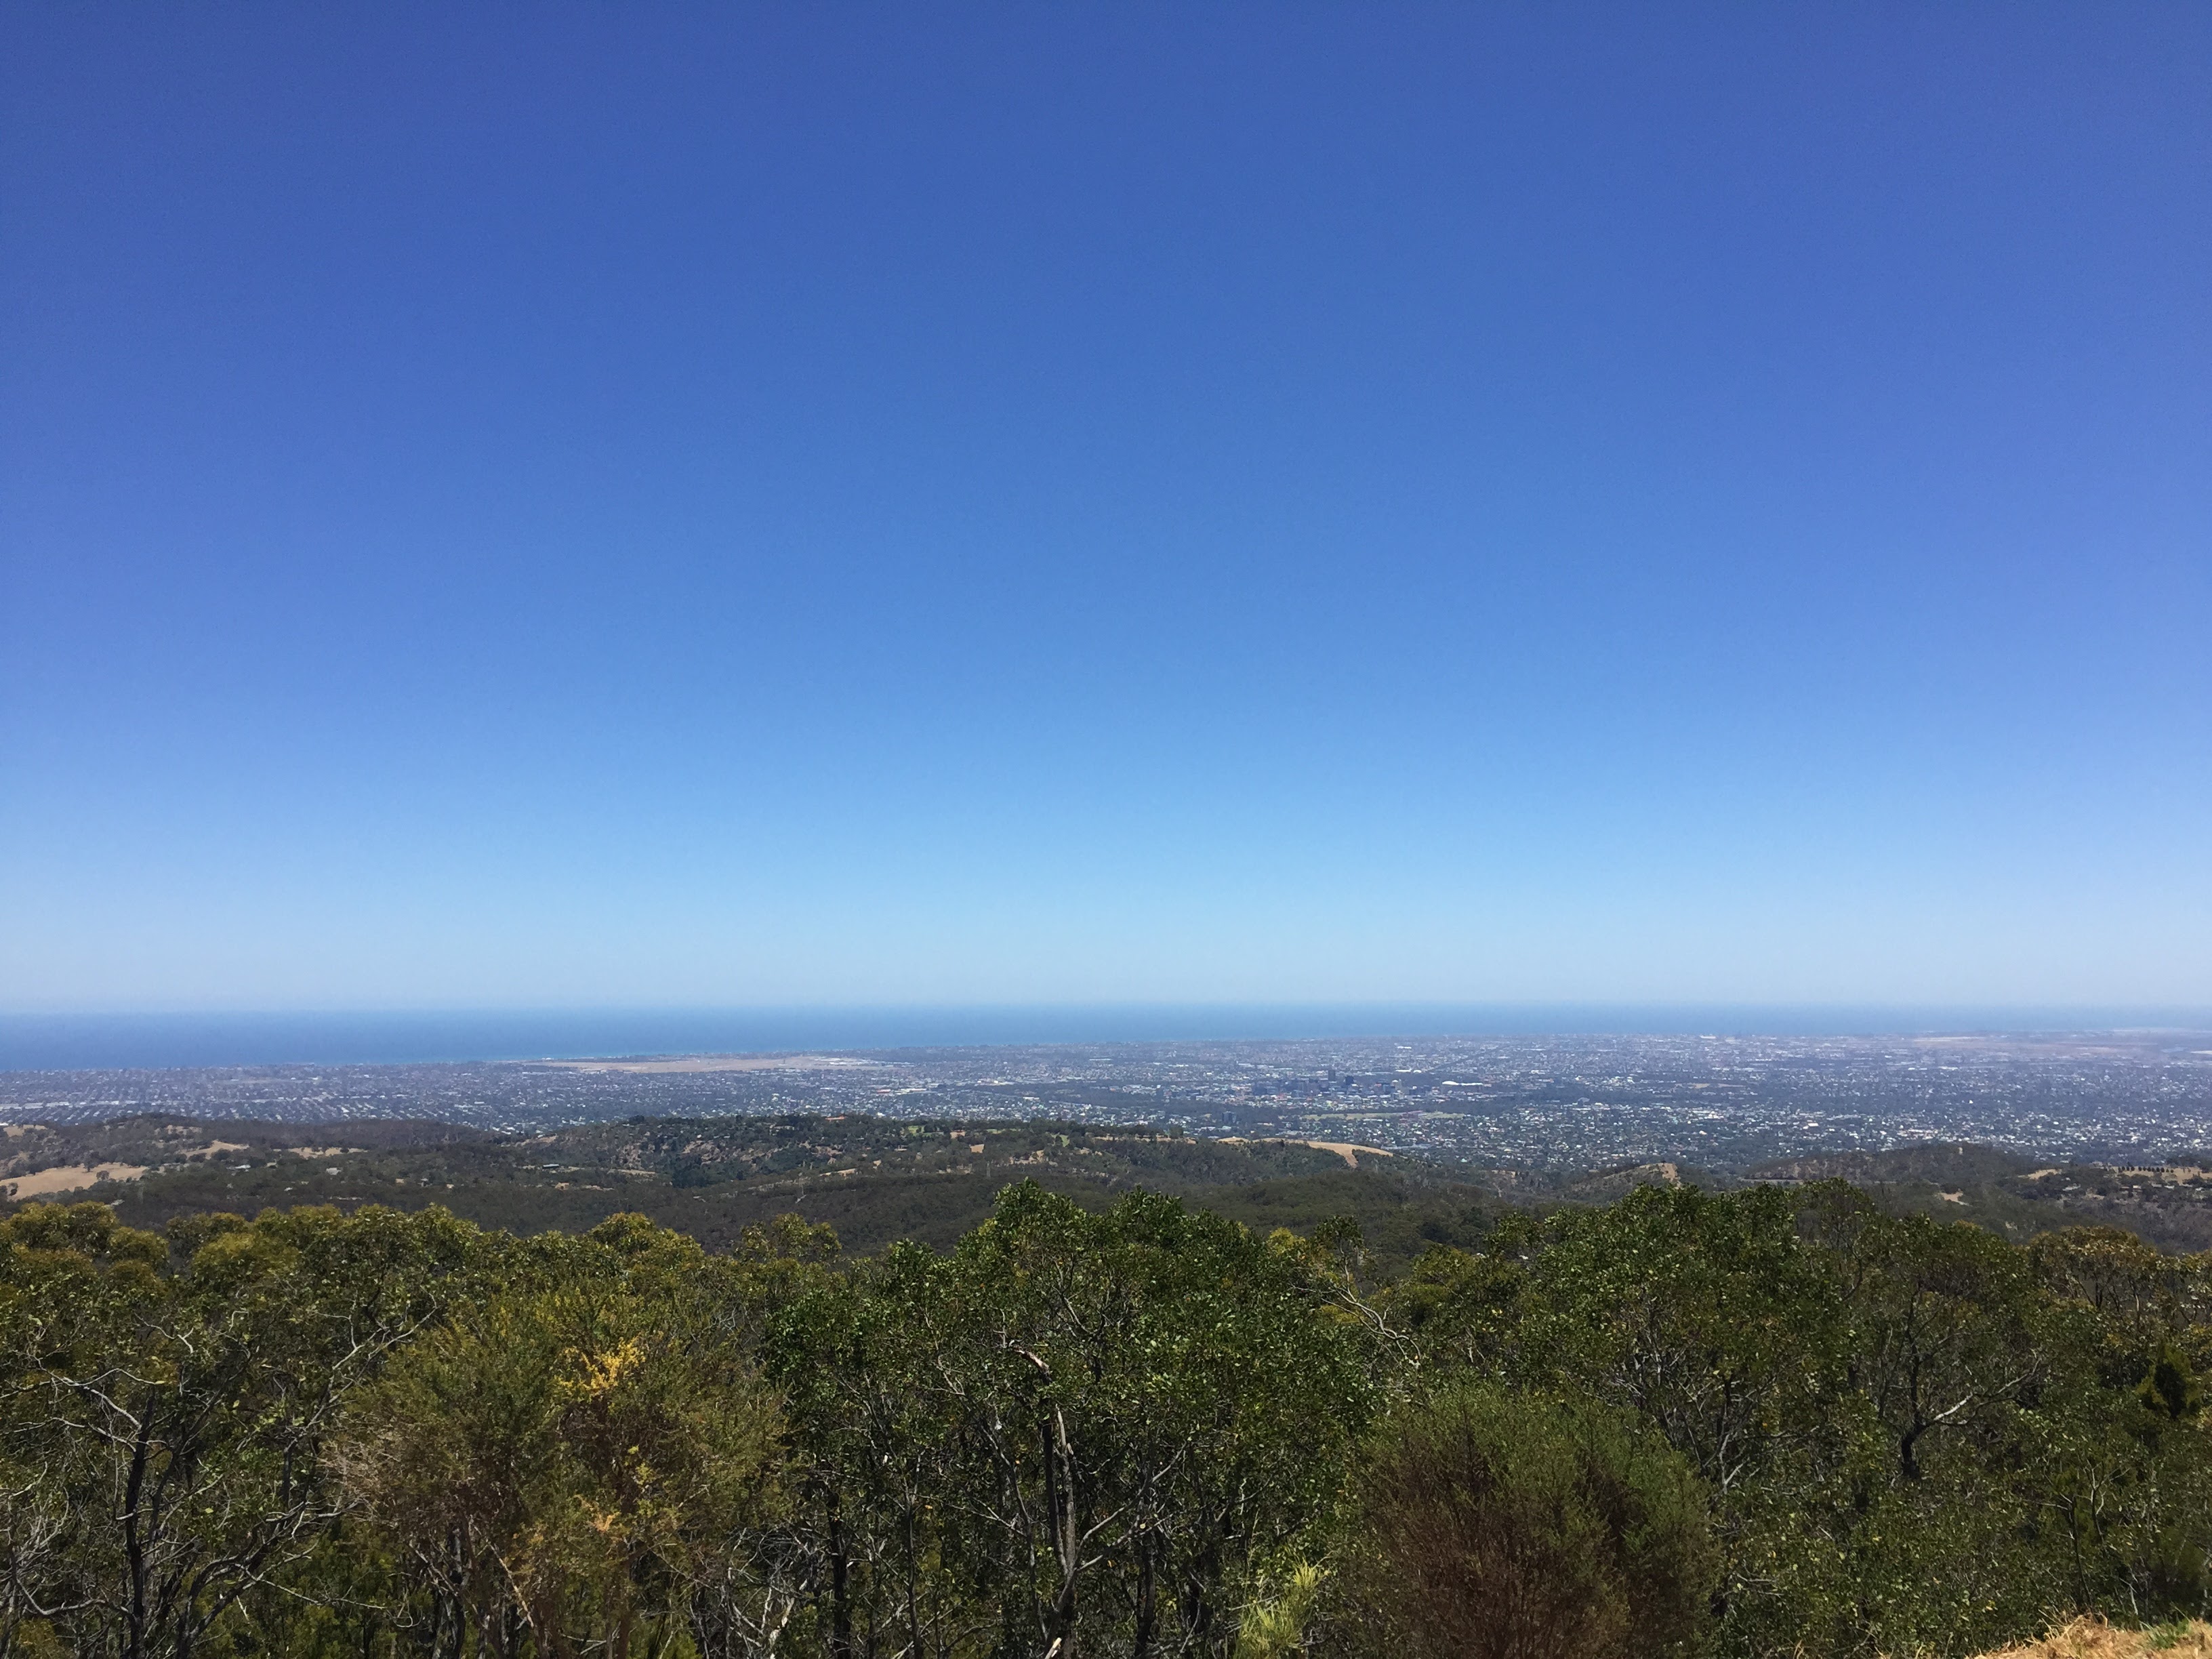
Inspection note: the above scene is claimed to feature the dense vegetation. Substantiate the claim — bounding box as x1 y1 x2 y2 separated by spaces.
14 1113 2212 1265
3 1173 2209 1658
1 1115 1502 1273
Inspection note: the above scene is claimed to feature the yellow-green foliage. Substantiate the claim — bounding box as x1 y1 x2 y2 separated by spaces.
1234 1560 1325 1659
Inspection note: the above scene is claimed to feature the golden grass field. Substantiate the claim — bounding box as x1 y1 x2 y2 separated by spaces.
1971 1618 2212 1658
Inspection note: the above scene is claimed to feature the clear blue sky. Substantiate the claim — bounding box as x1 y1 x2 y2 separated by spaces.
3 4 2207 1015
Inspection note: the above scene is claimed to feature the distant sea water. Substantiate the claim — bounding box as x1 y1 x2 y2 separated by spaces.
3 1006 2207 1073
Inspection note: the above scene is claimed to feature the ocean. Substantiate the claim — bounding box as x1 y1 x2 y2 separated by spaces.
2 1004 2203 1072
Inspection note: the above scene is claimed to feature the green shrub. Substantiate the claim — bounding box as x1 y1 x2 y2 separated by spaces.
1330 1385 1717 1659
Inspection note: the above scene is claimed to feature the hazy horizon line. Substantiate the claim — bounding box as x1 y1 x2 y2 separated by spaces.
5 1002 2211 1075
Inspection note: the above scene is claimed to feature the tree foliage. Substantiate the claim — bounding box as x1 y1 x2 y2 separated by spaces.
1328 1383 1715 1659
2 1174 2209 1658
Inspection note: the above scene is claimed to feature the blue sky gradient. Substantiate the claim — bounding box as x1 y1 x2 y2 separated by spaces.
3 4 2208 1012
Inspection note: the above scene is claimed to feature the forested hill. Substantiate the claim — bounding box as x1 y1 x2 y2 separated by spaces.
1 1113 1498 1267
9 1111 2212 1264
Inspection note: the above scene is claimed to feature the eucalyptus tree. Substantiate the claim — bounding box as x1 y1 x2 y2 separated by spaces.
768 1182 1376 1659
0 1200 482 1659
335 1213 792 1659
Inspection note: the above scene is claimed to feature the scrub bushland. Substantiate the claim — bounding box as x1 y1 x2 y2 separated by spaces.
2 1175 2208 1658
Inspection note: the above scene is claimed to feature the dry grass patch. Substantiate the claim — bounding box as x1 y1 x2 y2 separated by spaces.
1975 1617 2212 1658
0 1162 148 1200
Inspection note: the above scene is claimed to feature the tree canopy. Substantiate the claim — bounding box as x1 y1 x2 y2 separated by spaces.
1 1176 2208 1658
